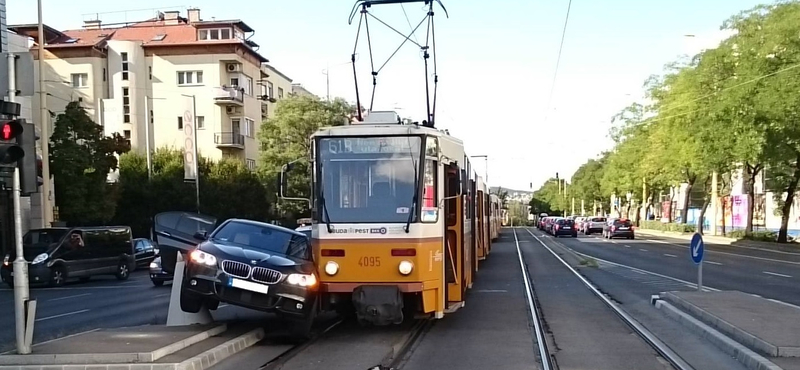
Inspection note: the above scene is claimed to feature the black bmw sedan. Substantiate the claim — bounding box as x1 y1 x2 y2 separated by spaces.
180 219 318 338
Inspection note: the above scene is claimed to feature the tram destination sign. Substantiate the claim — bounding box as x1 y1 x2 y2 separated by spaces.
323 137 419 155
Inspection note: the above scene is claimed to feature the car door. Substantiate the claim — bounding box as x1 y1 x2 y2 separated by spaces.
153 211 217 274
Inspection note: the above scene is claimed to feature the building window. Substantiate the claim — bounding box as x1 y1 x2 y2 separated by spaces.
150 110 154 124
177 116 183 130
267 81 274 98
121 52 129 81
148 66 152 80
244 76 253 95
122 87 130 124
244 117 255 138
246 159 256 171
103 68 106 82
71 73 88 88
123 130 131 147
278 87 284 99
196 116 205 130
230 77 239 87
177 71 204 86
197 28 233 41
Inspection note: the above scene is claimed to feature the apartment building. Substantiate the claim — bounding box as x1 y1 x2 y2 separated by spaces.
10 8 301 171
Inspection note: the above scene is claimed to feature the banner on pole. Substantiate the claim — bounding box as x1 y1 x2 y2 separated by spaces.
182 95 197 181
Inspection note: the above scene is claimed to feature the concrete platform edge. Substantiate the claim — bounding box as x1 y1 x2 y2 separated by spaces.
654 299 783 370
176 327 265 370
661 292 781 357
0 325 228 366
0 327 266 370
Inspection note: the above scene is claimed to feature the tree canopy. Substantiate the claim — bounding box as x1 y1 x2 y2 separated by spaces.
530 1 800 243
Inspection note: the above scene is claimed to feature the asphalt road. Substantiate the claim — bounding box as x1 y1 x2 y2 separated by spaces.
0 270 263 353
537 228 800 307
521 227 749 370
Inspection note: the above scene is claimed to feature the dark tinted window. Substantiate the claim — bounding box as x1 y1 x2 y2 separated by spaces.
23 229 68 249
211 221 310 260
615 219 632 227
84 228 133 257
591 217 606 222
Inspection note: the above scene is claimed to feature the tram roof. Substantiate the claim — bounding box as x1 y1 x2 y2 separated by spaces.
312 123 463 145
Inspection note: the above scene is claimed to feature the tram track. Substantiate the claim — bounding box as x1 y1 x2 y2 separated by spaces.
518 227 694 370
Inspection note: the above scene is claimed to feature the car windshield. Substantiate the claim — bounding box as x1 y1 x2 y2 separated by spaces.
210 221 310 259
23 229 68 249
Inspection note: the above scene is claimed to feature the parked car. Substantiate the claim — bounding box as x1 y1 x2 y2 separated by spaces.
149 256 173 286
552 218 578 238
2 226 135 287
133 238 159 270
603 218 635 239
582 217 607 235
180 218 318 339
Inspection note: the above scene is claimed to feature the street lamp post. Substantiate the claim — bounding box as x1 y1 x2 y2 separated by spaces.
38 0 53 227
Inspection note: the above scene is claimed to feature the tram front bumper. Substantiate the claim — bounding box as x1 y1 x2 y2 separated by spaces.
352 285 404 326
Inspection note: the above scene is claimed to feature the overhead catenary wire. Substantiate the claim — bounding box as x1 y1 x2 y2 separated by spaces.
542 0 573 125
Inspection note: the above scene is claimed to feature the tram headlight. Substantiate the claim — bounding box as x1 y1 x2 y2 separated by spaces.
324 261 339 276
398 260 414 275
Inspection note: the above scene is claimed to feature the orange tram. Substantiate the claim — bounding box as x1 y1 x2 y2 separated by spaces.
281 111 502 325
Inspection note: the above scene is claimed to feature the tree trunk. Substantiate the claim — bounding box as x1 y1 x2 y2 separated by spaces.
698 195 710 235
721 197 727 236
778 153 800 243
745 163 761 236
680 176 696 225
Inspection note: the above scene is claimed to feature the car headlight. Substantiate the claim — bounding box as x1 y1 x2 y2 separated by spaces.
31 253 48 265
3 255 8 266
190 250 217 266
149 261 159 269
324 261 339 276
286 273 317 287
398 260 413 275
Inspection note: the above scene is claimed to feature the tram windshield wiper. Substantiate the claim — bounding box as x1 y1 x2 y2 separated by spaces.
405 159 419 233
319 188 334 233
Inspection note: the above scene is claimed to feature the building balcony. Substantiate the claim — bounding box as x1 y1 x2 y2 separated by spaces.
213 86 245 106
214 132 245 150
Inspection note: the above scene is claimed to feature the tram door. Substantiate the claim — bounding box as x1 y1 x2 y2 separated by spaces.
444 164 463 304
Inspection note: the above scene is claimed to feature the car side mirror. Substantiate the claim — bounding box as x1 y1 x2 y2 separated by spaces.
193 231 207 241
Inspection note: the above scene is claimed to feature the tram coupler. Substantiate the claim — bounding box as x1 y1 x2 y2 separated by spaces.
352 285 404 326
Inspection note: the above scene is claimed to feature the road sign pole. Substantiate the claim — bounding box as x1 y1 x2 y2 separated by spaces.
698 260 703 292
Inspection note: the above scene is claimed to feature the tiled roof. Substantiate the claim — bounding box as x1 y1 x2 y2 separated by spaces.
9 17 267 61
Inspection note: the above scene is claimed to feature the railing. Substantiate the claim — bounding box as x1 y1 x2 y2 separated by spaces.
214 132 245 146
212 86 245 104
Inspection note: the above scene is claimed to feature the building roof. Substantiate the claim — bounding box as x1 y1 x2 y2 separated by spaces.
262 64 292 83
8 12 268 62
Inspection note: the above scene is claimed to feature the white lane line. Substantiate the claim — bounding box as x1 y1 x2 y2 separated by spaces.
640 237 800 266
47 293 92 302
763 271 792 278
153 293 171 298
218 304 229 309
705 261 723 266
36 309 90 322
633 270 647 275
623 245 632 248
663 254 677 258
639 249 648 252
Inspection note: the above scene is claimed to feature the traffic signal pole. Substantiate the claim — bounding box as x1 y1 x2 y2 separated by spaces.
7 51 35 355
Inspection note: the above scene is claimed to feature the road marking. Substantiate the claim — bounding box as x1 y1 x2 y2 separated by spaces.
153 293 171 298
0 285 154 291
623 245 632 248
640 237 800 265
48 293 91 302
705 261 723 266
763 271 792 278
633 270 647 275
663 254 677 258
639 249 648 252
767 298 800 311
218 304 229 309
36 309 90 322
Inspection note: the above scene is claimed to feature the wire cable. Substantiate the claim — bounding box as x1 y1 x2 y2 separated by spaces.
543 0 573 124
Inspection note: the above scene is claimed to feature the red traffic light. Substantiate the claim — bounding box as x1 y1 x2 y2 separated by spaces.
0 120 23 141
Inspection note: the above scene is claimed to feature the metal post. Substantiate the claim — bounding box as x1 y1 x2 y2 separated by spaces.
192 95 200 213
710 172 718 236
698 262 703 291
483 156 488 184
325 63 330 102
144 97 152 180
37 0 53 227
571 197 575 216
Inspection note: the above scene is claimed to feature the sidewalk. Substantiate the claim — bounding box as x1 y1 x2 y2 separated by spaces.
635 228 800 254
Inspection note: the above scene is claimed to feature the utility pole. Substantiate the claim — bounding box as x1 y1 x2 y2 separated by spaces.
37 0 52 227
710 172 718 235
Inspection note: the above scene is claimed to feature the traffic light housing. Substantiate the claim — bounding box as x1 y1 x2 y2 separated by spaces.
18 121 39 194
0 119 24 165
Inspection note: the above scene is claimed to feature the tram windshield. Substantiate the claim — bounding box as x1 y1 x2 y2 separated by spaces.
316 136 423 223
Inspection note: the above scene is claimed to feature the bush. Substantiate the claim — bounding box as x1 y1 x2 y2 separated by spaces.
639 220 696 233
727 229 779 242
112 149 271 237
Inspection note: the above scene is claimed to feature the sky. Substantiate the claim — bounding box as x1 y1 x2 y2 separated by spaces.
7 0 767 192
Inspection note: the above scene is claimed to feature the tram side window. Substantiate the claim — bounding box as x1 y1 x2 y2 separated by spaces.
421 159 438 223
446 167 458 226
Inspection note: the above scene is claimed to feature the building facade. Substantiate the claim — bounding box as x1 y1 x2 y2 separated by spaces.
11 8 302 174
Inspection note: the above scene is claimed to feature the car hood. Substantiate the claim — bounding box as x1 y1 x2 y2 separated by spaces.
199 240 311 271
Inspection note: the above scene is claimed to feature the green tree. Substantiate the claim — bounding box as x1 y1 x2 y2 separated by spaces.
258 95 354 222
50 101 130 224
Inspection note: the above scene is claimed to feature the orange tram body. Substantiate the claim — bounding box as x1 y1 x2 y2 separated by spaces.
290 113 502 325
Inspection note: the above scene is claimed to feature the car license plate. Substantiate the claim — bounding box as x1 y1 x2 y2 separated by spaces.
563 227 570 229
229 278 269 294
619 227 629 230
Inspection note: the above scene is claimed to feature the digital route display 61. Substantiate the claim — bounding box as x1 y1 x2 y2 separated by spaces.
322 137 419 155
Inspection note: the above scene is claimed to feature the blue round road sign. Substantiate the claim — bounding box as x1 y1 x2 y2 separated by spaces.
690 232 704 264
